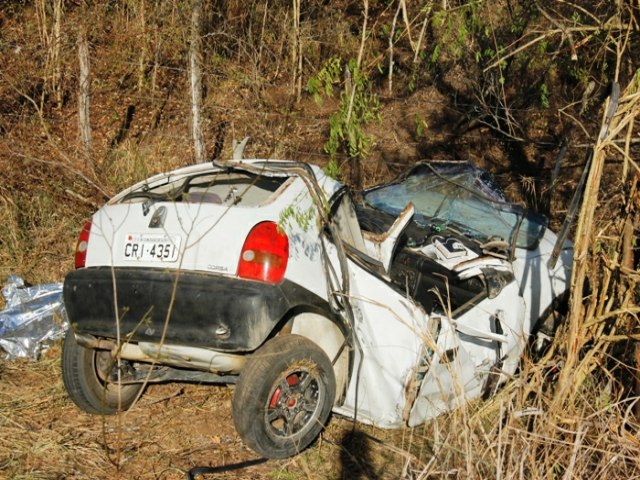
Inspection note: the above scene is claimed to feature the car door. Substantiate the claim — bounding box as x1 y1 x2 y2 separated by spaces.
323 194 430 427
328 245 436 428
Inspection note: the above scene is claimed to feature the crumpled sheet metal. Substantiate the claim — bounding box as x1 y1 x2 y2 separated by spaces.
0 275 68 359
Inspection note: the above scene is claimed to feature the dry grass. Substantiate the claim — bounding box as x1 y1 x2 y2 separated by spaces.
394 360 640 479
0 348 268 479
3 352 638 479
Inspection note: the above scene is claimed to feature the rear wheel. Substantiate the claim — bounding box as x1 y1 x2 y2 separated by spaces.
61 330 143 414
232 335 336 459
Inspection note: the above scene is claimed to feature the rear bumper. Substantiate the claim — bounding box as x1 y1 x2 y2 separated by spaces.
64 267 329 352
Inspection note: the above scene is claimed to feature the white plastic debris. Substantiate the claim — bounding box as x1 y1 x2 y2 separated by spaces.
0 275 68 359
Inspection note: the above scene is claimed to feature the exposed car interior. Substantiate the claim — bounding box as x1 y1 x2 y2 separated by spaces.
122 171 290 207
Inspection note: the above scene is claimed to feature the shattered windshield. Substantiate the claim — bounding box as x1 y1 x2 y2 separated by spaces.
364 163 547 250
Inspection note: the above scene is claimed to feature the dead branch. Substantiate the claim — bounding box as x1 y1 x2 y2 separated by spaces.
188 0 206 164
537 4 578 61
77 25 93 168
413 3 433 65
484 26 604 73
388 0 402 94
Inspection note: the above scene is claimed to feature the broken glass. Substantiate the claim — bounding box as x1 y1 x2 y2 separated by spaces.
364 162 548 250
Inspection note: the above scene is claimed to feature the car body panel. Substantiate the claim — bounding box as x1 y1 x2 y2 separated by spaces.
331 252 430 427
511 229 574 326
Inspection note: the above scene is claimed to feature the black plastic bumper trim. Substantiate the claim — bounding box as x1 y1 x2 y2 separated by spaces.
64 267 331 352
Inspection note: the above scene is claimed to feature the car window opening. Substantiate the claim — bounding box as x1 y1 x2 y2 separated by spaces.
364 164 548 250
121 172 289 207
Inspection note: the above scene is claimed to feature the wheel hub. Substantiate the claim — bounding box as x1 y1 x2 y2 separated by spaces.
266 370 321 438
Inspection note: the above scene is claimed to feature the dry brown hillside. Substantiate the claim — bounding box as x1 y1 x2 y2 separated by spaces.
1 1 639 478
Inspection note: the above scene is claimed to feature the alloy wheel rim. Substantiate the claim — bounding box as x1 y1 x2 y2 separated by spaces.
265 368 323 439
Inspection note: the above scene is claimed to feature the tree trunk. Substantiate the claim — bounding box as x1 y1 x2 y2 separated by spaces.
388 0 402 94
137 0 148 90
77 26 93 170
52 0 64 107
346 0 368 189
36 0 64 109
189 0 206 163
291 0 302 102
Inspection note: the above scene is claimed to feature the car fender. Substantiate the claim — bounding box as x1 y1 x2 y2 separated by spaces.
290 312 350 405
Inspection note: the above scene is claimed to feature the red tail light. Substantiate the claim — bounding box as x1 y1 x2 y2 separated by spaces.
74 221 92 269
237 222 289 283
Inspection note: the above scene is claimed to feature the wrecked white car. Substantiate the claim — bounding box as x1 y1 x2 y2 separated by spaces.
62 159 573 458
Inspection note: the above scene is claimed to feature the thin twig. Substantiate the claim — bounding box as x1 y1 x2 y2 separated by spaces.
484 26 603 72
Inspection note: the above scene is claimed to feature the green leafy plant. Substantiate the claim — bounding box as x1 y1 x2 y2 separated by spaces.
324 158 341 179
279 204 316 233
307 56 342 105
540 82 550 108
415 113 428 138
308 57 379 181
430 2 483 63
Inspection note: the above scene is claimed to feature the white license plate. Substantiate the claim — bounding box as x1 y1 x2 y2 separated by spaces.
123 233 181 262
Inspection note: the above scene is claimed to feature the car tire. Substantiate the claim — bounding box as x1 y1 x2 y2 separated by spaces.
232 334 336 459
61 330 143 415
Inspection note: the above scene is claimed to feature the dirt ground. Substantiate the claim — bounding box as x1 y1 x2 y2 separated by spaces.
0 345 417 480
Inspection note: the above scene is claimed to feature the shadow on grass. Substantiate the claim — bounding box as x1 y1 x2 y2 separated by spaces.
339 429 381 480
